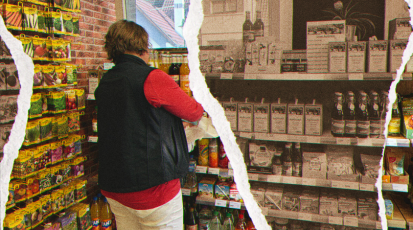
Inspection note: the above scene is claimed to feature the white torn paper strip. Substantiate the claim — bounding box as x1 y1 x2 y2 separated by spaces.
184 0 271 229
378 1 413 229
0 17 34 229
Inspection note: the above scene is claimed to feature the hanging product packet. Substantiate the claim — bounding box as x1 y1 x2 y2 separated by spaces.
65 64 77 84
33 64 44 88
62 12 73 35
51 10 63 34
32 36 47 61
29 93 43 119
22 5 38 32
55 64 67 86
65 89 77 111
386 148 405 176
75 88 85 110
42 65 58 88
47 91 66 114
18 34 34 58
50 141 63 164
4 3 22 30
45 37 53 60
72 15 79 35
58 114 69 139
24 120 41 146
37 9 47 33
67 111 80 132
40 117 53 142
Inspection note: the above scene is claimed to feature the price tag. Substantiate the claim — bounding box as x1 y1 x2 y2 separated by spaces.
104 62 115 70
344 217 358 227
228 169 234 176
181 188 191 196
208 168 220 175
348 73 364 80
336 138 351 145
229 201 241 209
359 183 375 191
261 207 268 216
328 216 343 225
302 178 316 186
386 138 398 146
282 176 297 184
376 221 382 229
248 174 259 181
298 213 312 221
220 73 233 80
215 199 228 207
87 94 95 100
88 136 98 142
266 175 281 183
392 184 408 192
244 74 257 80
196 166 208 174
371 138 385 146
331 181 359 190
357 138 372 146
306 136 321 144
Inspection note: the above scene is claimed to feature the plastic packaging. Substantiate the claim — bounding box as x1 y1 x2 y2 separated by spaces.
100 197 113 230
91 196 100 230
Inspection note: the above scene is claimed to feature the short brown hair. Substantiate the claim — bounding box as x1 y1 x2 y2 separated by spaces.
104 20 149 63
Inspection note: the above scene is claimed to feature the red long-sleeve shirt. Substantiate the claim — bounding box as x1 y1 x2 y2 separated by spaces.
102 69 203 210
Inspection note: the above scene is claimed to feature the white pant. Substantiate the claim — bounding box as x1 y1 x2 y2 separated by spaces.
106 190 183 230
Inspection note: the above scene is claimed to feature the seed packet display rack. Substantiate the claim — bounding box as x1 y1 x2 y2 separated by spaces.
0 0 94 229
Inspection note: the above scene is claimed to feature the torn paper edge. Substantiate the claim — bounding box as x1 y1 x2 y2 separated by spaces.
184 0 271 229
378 1 413 229
0 15 34 228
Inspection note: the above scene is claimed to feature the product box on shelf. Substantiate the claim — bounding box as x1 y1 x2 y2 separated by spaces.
264 184 283 210
215 180 231 200
199 45 225 74
401 95 413 138
388 17 412 40
390 172 409 184
238 99 253 132
250 182 266 207
270 98 287 134
222 98 238 131
389 40 407 73
360 153 382 184
328 42 347 73
287 99 304 135
229 182 243 202
347 41 366 72
357 195 378 220
306 20 346 73
244 38 288 74
319 190 339 216
299 188 319 214
337 191 357 217
282 186 301 212
326 146 358 182
304 100 323 136
302 151 327 179
367 40 388 72
248 141 275 170
198 176 216 198
253 98 270 133
281 50 307 72
384 195 393 220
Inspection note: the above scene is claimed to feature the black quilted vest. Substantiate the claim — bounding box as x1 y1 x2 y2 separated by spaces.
95 54 189 193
